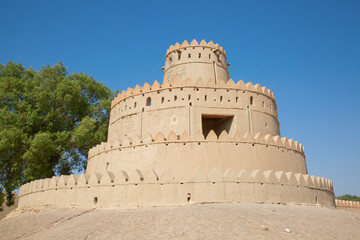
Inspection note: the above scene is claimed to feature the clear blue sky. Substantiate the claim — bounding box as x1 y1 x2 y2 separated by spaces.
1 0 359 196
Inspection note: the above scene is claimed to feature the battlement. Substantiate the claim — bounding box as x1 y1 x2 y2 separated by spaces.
19 168 333 196
18 168 334 209
166 39 226 57
89 130 304 159
111 78 275 109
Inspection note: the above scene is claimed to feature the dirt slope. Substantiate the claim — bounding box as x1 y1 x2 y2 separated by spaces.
1 203 359 240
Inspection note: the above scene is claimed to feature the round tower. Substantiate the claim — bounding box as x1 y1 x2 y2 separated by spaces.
163 40 230 84
17 39 336 211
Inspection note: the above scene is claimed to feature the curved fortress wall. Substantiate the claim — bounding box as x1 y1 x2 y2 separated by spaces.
19 168 335 209
87 130 306 175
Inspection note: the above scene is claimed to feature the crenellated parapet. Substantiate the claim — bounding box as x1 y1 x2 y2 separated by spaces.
90 130 304 159
111 78 275 109
166 39 226 56
18 168 335 209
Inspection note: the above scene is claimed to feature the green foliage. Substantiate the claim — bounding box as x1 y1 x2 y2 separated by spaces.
0 62 117 209
336 194 360 202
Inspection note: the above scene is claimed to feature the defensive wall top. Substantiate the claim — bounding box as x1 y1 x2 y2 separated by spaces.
166 39 226 57
110 78 276 109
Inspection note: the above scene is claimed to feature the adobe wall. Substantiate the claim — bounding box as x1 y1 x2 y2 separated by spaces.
163 40 229 83
87 130 306 175
336 200 360 208
108 78 279 142
18 168 335 209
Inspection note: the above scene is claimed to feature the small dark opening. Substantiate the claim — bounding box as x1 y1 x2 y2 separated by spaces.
250 96 253 105
188 53 191 58
202 114 234 137
94 197 98 206
146 97 151 106
187 193 191 202
161 97 164 103
198 53 201 58
106 162 109 170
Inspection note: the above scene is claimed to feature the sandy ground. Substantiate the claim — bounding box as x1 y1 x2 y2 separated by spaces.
0 203 359 240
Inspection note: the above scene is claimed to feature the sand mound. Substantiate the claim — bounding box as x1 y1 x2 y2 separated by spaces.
1 203 359 240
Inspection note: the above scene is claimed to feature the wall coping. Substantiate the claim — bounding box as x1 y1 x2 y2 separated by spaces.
88 130 304 159
111 78 275 109
19 168 333 197
166 39 226 56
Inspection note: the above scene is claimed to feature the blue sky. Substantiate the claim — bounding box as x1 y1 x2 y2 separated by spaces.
1 0 359 196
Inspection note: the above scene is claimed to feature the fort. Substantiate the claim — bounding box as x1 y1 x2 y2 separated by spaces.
18 40 335 209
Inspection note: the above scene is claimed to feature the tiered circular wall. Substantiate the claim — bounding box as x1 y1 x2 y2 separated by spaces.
17 40 336 210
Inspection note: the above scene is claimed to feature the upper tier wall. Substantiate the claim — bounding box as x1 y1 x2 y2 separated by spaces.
108 78 279 141
163 40 229 83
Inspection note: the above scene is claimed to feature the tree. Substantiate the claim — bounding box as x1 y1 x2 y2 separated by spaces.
0 62 117 210
336 194 360 202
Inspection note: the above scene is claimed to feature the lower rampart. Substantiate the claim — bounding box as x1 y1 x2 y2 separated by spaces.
18 168 335 209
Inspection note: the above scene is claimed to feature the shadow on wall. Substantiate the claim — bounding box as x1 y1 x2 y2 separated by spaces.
0 193 18 220
202 114 234 138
